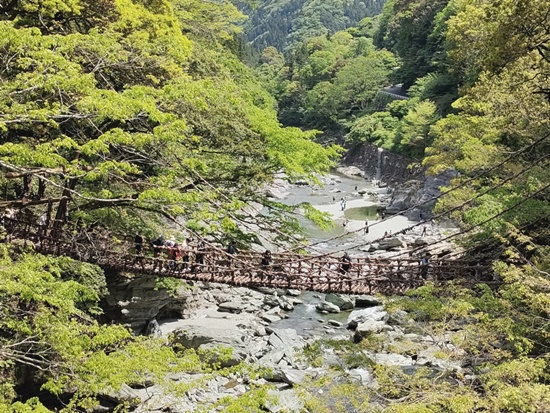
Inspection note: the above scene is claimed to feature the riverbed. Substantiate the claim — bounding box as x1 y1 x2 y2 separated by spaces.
279 171 418 256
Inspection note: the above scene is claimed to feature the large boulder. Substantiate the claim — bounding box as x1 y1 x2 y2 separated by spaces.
104 274 196 333
267 327 305 350
259 328 306 371
165 308 260 366
354 320 389 340
347 306 388 330
353 295 382 307
265 187 289 200
385 181 422 214
377 237 405 250
336 165 364 177
325 293 355 310
315 301 341 313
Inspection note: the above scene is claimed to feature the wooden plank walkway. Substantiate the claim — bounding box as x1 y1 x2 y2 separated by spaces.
3 218 493 294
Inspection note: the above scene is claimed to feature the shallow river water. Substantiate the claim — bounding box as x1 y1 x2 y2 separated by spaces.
279 171 417 256
269 171 417 337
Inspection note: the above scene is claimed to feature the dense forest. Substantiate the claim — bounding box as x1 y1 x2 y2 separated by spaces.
1 0 550 411
252 0 550 410
237 0 386 54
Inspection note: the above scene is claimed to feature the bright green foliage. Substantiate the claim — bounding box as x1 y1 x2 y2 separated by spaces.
398 100 438 157
0 0 340 244
298 265 550 411
260 29 397 130
0 247 208 410
346 111 399 148
423 0 550 248
374 0 451 88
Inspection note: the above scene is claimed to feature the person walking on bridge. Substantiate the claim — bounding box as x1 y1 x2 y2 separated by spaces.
260 250 272 282
419 252 431 279
134 234 144 256
339 252 352 275
193 240 207 273
151 235 164 271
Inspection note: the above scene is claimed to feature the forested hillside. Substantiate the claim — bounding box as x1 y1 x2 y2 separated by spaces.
256 19 397 131
1 0 550 411
237 0 386 54
252 0 550 409
0 0 339 410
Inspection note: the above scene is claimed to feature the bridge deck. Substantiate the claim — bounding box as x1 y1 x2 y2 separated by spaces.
4 218 494 294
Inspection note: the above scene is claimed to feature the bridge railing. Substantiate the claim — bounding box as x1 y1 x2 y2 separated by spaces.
1 217 494 294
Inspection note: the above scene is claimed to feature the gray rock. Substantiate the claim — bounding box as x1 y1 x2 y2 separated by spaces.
315 301 341 313
347 368 374 385
353 295 382 307
101 383 142 405
286 289 302 297
254 325 268 337
265 388 304 413
413 238 429 246
280 368 308 386
261 313 282 323
372 353 412 367
325 293 355 310
347 306 387 329
354 320 389 339
267 328 305 350
145 319 162 338
264 295 280 308
378 237 405 250
265 187 289 200
104 274 193 332
387 310 411 325
218 301 245 314
328 320 343 327
171 324 244 348
336 166 364 177
278 296 295 311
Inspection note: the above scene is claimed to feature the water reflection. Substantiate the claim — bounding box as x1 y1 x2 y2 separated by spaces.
344 206 379 221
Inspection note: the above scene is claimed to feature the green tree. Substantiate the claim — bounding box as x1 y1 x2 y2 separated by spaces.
0 0 340 242
0 247 205 410
346 111 400 149
398 100 439 157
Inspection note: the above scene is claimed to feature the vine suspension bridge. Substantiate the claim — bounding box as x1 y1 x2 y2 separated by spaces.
3 217 494 295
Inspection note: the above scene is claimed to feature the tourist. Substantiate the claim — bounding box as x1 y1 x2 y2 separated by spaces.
226 240 237 255
151 235 164 257
151 235 164 271
343 219 349 228
193 240 207 272
165 237 178 269
419 253 431 279
421 225 427 237
364 219 369 234
260 250 272 280
178 238 190 270
339 252 352 275
134 234 144 256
